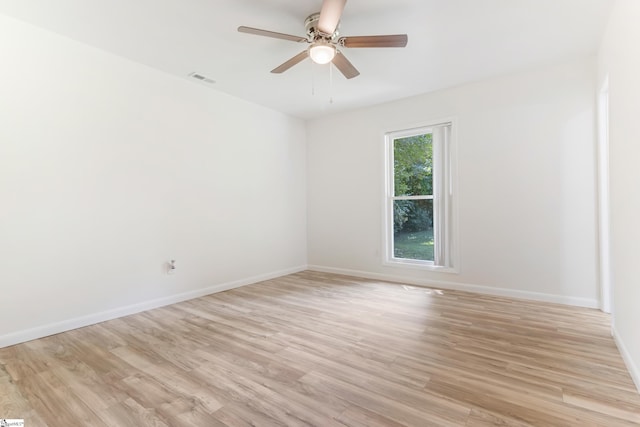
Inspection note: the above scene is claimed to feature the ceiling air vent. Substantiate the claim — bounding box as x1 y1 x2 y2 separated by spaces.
188 72 216 85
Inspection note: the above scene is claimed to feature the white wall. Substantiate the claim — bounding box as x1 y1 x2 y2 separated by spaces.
0 15 307 346
307 58 599 306
598 0 640 391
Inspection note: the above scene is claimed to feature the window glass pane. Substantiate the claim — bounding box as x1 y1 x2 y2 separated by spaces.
393 199 434 261
393 133 433 196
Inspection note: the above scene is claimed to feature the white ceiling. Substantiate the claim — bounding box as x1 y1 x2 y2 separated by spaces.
0 0 613 119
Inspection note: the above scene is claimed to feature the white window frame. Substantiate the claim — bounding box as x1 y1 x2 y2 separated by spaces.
382 119 458 273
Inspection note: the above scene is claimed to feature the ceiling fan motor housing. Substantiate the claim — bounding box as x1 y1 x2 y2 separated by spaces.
305 12 339 41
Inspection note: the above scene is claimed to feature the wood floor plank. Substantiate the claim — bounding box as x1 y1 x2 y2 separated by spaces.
18 370 108 427
0 365 33 419
169 405 229 427
300 370 470 427
465 407 532 427
563 389 640 424
336 405 407 427
191 362 341 426
195 361 349 426
0 271 638 426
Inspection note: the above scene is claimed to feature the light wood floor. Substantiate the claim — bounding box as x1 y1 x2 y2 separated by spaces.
1 271 639 426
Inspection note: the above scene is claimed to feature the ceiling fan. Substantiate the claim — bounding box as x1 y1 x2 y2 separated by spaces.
238 0 408 79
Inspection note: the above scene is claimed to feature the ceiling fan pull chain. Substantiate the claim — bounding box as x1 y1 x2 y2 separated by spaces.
311 61 316 96
329 61 334 104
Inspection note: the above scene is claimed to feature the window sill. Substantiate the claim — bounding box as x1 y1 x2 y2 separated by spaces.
383 259 458 274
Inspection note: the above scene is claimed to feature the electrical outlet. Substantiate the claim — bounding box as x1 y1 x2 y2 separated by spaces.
167 260 176 275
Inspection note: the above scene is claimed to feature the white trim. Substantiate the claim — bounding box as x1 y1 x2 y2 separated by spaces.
449 122 460 272
597 77 612 314
612 326 640 393
0 265 307 349
307 265 599 308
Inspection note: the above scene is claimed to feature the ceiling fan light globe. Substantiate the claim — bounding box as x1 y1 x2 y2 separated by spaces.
309 44 336 64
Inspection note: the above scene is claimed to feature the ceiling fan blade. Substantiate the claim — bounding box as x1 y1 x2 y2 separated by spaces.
332 51 360 79
238 26 308 43
318 0 347 35
340 34 408 48
271 50 309 74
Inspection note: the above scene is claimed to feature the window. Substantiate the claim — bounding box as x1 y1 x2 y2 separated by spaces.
384 121 455 270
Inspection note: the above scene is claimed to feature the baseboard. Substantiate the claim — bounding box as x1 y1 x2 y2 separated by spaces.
612 326 640 393
307 265 600 308
0 265 306 349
